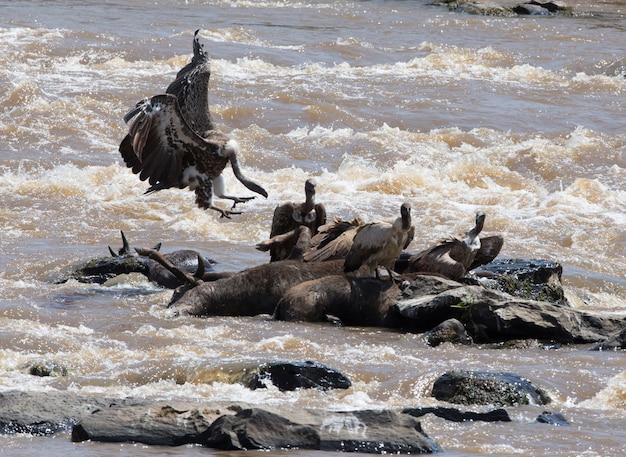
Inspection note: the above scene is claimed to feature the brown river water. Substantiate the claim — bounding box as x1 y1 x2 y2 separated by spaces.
1 1 626 455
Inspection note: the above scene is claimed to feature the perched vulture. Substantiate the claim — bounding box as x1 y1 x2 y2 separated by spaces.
344 202 413 278
302 216 363 262
119 30 267 218
398 211 503 280
257 178 327 261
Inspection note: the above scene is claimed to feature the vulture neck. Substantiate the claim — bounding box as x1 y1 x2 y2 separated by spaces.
465 216 485 249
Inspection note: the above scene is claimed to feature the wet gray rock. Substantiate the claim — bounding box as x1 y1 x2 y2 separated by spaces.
403 406 511 422
536 410 570 426
394 274 625 343
204 408 441 453
518 1 572 14
0 391 124 437
72 403 218 446
314 409 442 453
456 1 515 16
473 257 568 305
1 390 441 453
202 408 319 450
513 3 552 14
431 370 551 407
247 360 352 392
589 327 626 351
424 318 473 347
431 0 573 16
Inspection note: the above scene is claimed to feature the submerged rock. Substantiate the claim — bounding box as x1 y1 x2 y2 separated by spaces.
536 410 570 426
431 370 551 407
403 406 511 422
28 362 68 377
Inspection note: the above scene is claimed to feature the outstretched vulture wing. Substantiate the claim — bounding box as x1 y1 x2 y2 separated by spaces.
120 94 226 189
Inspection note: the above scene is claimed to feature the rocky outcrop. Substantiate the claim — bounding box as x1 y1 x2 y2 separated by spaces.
431 0 573 16
514 1 572 15
202 408 320 450
2 388 573 451
394 274 626 343
0 391 441 453
431 370 552 406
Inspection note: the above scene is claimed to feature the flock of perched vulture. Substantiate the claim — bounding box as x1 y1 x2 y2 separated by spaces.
119 30 503 282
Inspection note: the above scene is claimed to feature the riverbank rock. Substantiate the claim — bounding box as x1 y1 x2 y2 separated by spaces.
431 370 551 406
202 408 320 450
177 360 351 391
514 1 572 15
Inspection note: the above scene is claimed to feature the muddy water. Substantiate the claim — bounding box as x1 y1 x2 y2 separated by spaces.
1 1 625 455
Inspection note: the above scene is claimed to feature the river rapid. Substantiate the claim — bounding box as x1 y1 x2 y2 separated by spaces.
1 1 625 455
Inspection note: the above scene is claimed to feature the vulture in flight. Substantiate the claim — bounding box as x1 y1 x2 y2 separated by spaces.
119 30 267 218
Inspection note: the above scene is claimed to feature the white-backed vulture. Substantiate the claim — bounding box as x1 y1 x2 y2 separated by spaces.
344 202 413 278
256 178 326 261
400 211 503 280
118 30 267 218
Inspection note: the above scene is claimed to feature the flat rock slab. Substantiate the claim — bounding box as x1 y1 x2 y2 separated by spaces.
403 406 511 422
0 391 441 453
204 407 441 453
